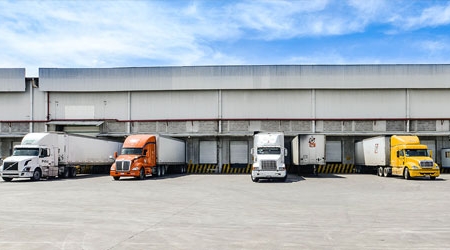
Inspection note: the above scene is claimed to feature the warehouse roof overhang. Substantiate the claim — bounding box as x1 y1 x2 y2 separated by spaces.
46 121 104 126
38 64 450 92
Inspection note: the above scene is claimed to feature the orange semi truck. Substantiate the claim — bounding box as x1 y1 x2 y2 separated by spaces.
110 134 186 180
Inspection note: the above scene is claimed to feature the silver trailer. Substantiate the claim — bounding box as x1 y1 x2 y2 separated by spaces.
291 134 326 175
156 135 186 165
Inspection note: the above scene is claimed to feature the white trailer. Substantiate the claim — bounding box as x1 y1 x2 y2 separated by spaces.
440 148 450 168
251 132 287 182
1 132 122 181
156 135 186 165
355 136 390 167
291 134 326 175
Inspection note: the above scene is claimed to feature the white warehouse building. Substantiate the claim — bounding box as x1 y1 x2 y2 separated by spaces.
2 65 450 174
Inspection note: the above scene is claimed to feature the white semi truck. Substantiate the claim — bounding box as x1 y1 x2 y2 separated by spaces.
291 134 326 175
251 132 287 182
0 132 122 182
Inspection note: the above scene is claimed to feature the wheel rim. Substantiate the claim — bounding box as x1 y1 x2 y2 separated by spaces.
33 170 40 180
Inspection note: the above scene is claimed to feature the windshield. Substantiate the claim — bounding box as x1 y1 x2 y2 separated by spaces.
121 148 143 155
257 147 281 155
405 149 429 157
13 148 40 156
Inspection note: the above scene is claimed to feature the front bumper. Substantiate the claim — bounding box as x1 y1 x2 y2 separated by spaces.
1 171 33 178
409 169 440 178
110 170 139 178
251 170 286 179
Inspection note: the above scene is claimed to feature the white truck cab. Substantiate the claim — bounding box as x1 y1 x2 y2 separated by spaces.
251 132 287 182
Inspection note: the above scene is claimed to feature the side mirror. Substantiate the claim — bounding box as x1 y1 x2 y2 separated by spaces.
284 148 288 157
114 152 118 159
250 148 254 155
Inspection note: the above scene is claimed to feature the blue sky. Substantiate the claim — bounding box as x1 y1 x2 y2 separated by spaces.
1 0 450 76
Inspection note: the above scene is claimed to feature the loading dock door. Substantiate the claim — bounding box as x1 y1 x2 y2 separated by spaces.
422 140 436 161
200 141 217 164
326 141 342 163
230 141 248 164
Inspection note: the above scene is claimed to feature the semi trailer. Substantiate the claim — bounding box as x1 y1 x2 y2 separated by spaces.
355 135 439 180
110 134 186 180
291 134 326 175
251 132 287 182
0 132 122 181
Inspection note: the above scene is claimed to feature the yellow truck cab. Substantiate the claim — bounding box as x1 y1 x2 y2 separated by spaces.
390 135 439 179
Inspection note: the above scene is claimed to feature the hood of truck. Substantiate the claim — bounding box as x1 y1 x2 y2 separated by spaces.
407 157 435 167
1 156 37 170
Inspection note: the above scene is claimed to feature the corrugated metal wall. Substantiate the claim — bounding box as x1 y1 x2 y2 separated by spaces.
39 65 450 92
0 68 25 92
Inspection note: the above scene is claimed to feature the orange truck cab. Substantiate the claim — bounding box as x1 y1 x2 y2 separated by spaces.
110 134 186 180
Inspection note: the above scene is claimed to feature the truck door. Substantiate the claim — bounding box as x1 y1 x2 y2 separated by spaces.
39 148 51 168
149 143 156 166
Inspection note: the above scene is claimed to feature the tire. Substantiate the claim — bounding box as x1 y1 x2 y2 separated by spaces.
383 167 390 177
69 167 77 178
430 176 436 180
139 168 145 180
31 169 41 181
62 168 70 178
280 175 287 182
404 168 411 180
251 175 259 182
161 166 166 176
157 166 161 177
377 167 383 177
2 177 13 182
113 176 120 180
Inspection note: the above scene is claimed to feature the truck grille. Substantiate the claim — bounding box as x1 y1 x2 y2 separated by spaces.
420 160 434 168
2 162 18 171
116 160 131 171
261 160 277 171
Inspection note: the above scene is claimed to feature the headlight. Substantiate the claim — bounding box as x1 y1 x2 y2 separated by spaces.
110 165 116 171
132 167 139 171
23 167 31 172
411 165 419 169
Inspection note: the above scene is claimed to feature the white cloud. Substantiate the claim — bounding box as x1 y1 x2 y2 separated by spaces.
0 0 450 76
388 2 450 30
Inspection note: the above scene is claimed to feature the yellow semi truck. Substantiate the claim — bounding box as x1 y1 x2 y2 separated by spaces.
355 135 440 180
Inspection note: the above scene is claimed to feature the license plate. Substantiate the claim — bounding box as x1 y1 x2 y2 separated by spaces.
423 175 430 178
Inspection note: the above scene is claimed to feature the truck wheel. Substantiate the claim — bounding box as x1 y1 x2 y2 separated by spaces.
62 168 70 178
69 168 77 178
383 167 390 177
2 177 12 182
31 169 42 181
157 166 161 177
113 176 120 180
377 167 383 177
281 175 287 182
404 168 411 180
139 168 145 180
